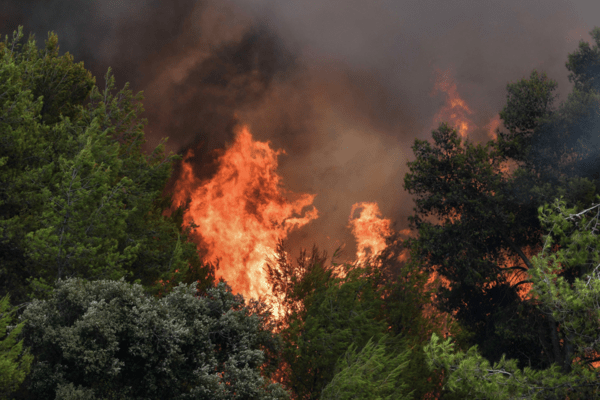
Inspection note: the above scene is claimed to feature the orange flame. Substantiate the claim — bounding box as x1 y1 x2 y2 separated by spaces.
172 125 318 300
431 68 474 138
348 202 393 263
486 114 502 140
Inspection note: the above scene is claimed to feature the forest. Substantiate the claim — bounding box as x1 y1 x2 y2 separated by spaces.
1 25 600 399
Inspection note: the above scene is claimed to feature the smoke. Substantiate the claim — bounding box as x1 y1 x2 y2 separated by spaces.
1 0 597 262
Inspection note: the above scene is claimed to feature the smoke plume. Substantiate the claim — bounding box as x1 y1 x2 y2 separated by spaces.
1 0 597 265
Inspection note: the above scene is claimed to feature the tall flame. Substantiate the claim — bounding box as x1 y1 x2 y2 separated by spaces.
486 114 502 140
172 125 318 300
348 202 393 263
431 67 475 138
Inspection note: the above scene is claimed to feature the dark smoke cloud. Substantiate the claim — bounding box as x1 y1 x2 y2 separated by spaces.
1 0 598 262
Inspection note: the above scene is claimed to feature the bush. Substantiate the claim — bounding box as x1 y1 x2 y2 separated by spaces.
20 278 288 400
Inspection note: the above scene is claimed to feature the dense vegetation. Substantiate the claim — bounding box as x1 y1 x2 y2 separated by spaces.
20 279 286 400
0 27 214 305
0 25 599 399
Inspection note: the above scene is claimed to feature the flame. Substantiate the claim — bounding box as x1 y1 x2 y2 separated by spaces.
171 125 318 300
348 202 393 263
486 114 502 140
431 68 475 138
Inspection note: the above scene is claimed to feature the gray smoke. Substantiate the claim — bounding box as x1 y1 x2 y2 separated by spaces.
1 0 597 262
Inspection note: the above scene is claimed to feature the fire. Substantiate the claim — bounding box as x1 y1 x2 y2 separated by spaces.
486 114 502 140
171 125 318 300
348 202 393 263
431 67 475 138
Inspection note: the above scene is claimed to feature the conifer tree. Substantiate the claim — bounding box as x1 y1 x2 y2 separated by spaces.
0 295 32 399
320 336 413 400
425 198 600 399
405 26 600 370
0 26 213 303
267 239 442 399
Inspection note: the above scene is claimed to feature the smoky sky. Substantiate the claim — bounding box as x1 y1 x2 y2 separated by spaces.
1 0 598 262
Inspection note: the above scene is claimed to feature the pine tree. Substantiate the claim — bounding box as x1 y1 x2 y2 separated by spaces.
0 295 32 398
0 26 214 303
425 198 600 399
320 336 413 400
405 26 600 370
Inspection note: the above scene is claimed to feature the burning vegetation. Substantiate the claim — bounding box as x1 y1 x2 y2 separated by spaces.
348 202 393 264
169 124 397 305
1 5 600 397
170 125 318 300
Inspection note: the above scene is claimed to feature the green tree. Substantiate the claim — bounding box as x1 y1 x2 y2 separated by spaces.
372 231 458 399
495 69 558 165
404 122 549 367
0 295 32 399
0 27 213 303
267 243 389 400
424 198 600 399
566 27 600 94
18 278 288 400
291 265 388 399
320 336 413 400
404 27 600 370
498 27 600 190
267 239 442 399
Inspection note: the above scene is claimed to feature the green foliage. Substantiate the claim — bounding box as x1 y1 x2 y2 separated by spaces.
320 336 413 400
292 266 387 398
425 199 600 399
497 27 600 177
375 233 439 340
372 232 454 399
19 278 288 400
511 28 600 182
530 199 600 369
0 26 213 303
54 383 97 400
526 87 600 183
496 69 557 163
267 239 443 399
405 27 600 372
267 243 390 400
566 27 600 94
424 333 592 400
0 295 32 399
404 122 546 368
500 69 558 134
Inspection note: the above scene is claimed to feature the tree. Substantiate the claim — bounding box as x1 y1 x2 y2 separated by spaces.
424 198 600 399
566 27 600 94
0 26 214 303
497 27 600 179
495 69 558 165
266 239 444 399
0 295 32 399
498 27 600 188
290 265 388 399
404 122 549 367
375 232 461 399
320 336 413 400
267 242 390 400
18 278 288 400
404 27 600 370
